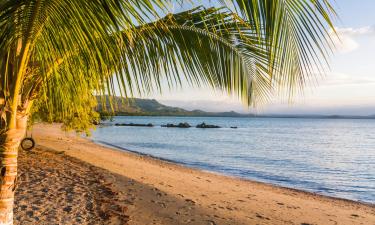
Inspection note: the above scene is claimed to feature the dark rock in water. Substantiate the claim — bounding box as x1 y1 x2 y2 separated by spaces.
161 122 191 128
177 122 191 128
230 126 238 129
196 122 221 128
115 123 153 127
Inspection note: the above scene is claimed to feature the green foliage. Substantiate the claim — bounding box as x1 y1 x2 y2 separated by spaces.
31 93 99 136
0 0 336 134
99 111 115 122
226 0 337 96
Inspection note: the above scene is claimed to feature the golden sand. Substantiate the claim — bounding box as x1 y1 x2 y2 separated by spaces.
23 123 375 225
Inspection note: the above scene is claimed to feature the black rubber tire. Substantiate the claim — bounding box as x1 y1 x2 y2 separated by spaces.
21 137 35 151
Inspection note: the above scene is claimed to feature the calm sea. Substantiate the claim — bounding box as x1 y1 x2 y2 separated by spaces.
91 116 375 203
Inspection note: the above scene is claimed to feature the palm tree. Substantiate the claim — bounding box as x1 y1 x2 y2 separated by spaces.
0 0 335 224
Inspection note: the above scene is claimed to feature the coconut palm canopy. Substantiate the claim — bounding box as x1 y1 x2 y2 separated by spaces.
0 0 336 133
0 0 336 224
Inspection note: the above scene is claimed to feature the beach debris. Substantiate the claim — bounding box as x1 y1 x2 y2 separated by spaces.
230 126 238 129
161 122 191 128
196 122 221 128
115 123 153 127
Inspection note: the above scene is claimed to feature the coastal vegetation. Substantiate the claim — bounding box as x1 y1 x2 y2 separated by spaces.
0 0 335 224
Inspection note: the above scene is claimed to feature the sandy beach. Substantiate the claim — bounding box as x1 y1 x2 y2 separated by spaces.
15 123 375 225
15 145 129 224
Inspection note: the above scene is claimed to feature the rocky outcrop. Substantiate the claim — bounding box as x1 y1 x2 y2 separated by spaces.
161 122 191 128
115 123 153 127
196 122 221 128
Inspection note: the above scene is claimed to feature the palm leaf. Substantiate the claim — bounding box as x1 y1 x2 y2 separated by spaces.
0 0 336 132
223 0 336 97
32 6 274 126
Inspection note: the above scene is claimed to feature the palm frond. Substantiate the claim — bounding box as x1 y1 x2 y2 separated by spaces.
222 0 336 97
114 6 273 105
33 5 274 124
0 0 336 132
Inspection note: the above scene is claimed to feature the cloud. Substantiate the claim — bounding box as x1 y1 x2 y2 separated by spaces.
332 35 358 53
318 72 375 86
330 26 375 53
335 26 375 36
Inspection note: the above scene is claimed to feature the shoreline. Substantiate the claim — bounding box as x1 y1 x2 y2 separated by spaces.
31 123 375 224
95 139 374 207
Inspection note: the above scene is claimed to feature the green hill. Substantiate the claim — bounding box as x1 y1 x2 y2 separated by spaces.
96 96 252 117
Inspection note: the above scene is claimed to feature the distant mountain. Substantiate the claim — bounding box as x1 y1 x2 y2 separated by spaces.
96 96 253 117
96 96 375 119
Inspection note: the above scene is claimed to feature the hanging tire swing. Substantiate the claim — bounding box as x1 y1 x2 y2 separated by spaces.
21 130 35 151
21 137 35 151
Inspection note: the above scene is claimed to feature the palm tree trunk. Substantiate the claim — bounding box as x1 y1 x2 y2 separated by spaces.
0 113 28 225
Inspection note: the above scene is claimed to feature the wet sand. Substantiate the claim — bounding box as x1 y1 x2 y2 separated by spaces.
15 123 375 225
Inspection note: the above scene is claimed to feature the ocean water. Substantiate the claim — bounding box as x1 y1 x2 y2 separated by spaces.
91 116 375 203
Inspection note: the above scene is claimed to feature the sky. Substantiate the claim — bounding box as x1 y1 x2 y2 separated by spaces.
143 1 375 115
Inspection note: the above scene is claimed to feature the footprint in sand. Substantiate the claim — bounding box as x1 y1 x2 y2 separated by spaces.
26 211 34 217
158 202 167 208
256 213 270 220
183 218 195 223
185 199 196 205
